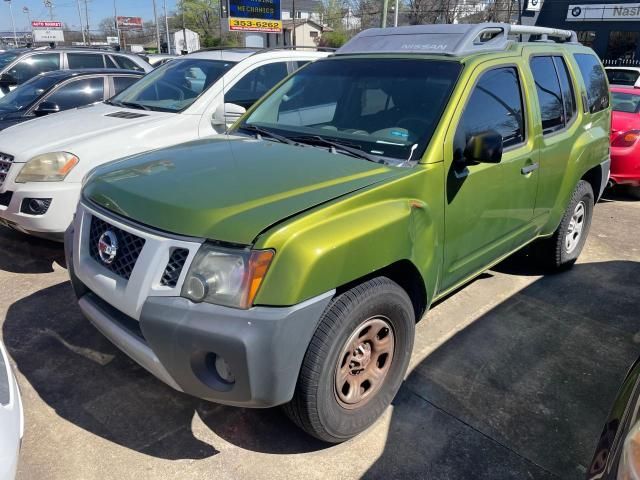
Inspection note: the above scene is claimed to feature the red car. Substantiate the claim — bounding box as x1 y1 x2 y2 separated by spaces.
610 86 640 196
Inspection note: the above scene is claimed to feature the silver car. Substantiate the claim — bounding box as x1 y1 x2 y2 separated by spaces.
0 340 23 480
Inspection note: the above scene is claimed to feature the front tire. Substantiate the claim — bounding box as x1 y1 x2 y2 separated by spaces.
283 277 415 443
532 180 594 270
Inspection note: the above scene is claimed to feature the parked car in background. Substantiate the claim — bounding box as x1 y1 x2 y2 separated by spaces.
0 48 151 98
0 48 329 239
0 69 144 132
609 86 640 196
588 356 640 480
605 66 640 87
0 340 23 480
66 23 610 442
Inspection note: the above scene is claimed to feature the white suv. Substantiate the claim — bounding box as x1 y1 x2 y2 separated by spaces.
0 48 329 239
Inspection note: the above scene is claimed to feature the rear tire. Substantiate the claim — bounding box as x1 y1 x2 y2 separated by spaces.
531 180 594 271
283 277 415 443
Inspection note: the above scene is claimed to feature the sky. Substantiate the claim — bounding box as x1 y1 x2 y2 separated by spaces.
1 0 179 32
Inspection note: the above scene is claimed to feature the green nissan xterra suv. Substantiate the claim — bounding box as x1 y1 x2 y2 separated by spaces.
65 23 611 442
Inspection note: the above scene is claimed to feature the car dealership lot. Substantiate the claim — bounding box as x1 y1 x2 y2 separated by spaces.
0 193 638 480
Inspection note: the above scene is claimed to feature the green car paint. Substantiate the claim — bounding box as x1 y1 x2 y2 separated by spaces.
85 42 610 310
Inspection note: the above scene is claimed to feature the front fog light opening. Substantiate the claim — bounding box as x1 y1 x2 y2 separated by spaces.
190 352 235 392
20 198 52 216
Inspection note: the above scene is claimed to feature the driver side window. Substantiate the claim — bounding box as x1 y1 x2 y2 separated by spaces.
457 67 525 150
9 53 60 85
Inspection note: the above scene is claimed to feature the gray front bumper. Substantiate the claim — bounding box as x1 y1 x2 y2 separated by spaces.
71 262 333 407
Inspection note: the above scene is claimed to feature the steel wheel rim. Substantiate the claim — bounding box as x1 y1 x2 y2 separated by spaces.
565 201 586 254
334 316 395 410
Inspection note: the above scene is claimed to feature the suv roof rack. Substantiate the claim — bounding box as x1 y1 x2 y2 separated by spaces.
336 23 578 57
193 45 335 55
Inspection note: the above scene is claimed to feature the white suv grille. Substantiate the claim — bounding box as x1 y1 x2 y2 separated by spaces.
0 152 14 189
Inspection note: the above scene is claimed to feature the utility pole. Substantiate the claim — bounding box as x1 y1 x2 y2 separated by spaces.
182 0 187 54
381 0 388 27
4 0 18 47
113 0 121 49
393 0 399 26
292 0 296 46
83 0 91 45
75 0 86 44
152 0 161 53
44 0 53 20
163 0 170 54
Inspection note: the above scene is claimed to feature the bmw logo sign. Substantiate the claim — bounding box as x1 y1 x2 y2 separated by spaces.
571 6 582 16
98 230 119 265
531 0 538 6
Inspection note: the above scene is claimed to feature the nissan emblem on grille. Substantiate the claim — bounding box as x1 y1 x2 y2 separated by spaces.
98 230 119 265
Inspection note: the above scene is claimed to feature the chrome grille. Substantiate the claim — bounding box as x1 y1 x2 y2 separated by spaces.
0 152 14 189
160 248 189 287
89 216 146 280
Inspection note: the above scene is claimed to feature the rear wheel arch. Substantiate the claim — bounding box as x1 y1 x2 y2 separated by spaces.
582 163 604 201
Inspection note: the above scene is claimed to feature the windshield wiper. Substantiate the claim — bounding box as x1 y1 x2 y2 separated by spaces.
289 135 383 164
239 124 299 146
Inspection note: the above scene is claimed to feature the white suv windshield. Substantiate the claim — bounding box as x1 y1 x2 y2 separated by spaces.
109 58 236 112
241 58 462 161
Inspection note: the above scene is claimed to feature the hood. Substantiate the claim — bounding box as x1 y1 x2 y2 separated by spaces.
0 117 26 132
0 103 174 160
84 136 406 244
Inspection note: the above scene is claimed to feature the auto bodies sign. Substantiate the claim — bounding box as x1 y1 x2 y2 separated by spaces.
31 21 64 43
567 2 640 20
228 0 282 33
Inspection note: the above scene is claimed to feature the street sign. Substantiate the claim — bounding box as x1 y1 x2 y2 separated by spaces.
31 20 64 43
106 36 119 44
228 0 282 33
116 16 143 30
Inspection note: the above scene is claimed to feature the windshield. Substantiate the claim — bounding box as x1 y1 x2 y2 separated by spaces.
0 51 21 70
606 69 640 86
110 58 236 112
612 91 640 113
0 74 60 112
239 58 462 161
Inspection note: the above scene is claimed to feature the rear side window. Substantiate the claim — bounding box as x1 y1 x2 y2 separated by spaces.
457 67 525 149
68 53 105 69
113 76 139 95
113 55 145 72
554 57 576 125
530 57 564 134
574 54 609 113
606 68 640 86
530 56 576 135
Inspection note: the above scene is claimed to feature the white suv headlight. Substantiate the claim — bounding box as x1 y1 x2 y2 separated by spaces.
15 152 79 183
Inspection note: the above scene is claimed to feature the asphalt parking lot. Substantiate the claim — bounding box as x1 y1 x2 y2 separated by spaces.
1 191 639 480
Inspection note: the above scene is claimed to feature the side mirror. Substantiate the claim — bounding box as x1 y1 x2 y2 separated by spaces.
462 130 503 164
0 73 17 88
212 103 246 127
34 101 61 117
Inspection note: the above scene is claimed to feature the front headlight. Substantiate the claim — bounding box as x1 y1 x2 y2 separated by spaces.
181 243 274 309
15 152 79 183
